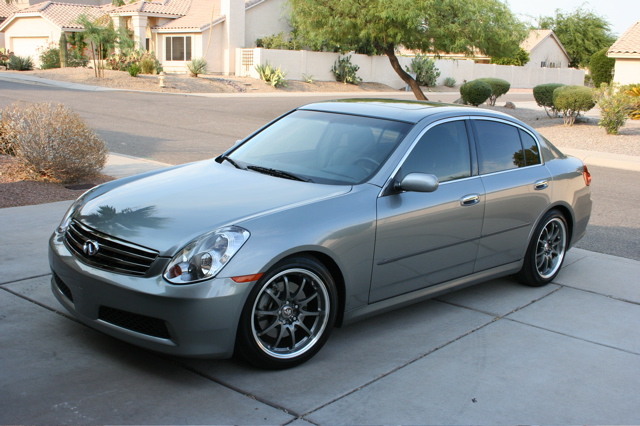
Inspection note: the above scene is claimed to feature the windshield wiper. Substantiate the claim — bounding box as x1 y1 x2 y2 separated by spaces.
219 155 244 170
247 165 312 182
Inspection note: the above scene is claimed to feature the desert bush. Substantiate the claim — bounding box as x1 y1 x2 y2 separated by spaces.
593 83 633 135
255 62 288 87
625 84 640 120
590 48 615 88
140 53 161 74
186 57 208 77
533 83 566 117
128 63 141 77
460 80 492 106
553 85 596 126
1 102 108 182
477 78 510 106
405 55 440 87
38 43 60 69
0 110 17 156
331 56 362 85
8 55 33 71
444 77 456 88
0 48 13 67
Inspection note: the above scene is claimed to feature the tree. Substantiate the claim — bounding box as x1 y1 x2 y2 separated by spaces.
590 48 615 87
288 0 527 100
537 7 616 68
77 15 118 78
491 47 530 66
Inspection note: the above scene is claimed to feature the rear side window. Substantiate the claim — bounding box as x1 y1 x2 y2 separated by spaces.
474 120 541 174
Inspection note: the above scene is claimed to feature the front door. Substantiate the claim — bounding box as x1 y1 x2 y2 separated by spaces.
370 120 485 302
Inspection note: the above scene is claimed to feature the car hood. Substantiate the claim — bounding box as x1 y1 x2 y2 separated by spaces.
75 160 350 255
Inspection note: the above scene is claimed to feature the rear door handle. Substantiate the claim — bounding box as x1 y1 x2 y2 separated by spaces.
460 194 480 206
534 180 549 190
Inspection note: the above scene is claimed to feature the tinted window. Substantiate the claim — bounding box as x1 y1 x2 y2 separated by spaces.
401 121 471 183
519 130 541 166
475 120 524 174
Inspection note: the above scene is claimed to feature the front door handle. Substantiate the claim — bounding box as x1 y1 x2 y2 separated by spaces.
460 194 480 206
534 180 549 190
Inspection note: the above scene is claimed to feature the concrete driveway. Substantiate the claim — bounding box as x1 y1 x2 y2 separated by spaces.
1 192 639 424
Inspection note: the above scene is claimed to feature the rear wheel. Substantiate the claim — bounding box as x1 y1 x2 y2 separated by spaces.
517 210 568 286
236 256 337 369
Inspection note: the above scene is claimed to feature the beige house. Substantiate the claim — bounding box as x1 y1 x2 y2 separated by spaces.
608 20 640 85
0 1 19 50
0 0 290 74
520 30 570 68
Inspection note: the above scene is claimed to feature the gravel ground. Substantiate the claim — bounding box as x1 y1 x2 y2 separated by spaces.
1 68 638 207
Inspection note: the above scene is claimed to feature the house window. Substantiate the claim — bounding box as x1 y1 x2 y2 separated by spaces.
165 36 192 61
540 61 546 67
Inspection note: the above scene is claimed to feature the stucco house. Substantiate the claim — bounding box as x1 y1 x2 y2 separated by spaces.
0 0 290 73
520 30 570 68
0 1 19 49
608 20 640 85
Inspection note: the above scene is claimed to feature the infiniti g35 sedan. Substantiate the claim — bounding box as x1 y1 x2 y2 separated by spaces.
49 99 592 369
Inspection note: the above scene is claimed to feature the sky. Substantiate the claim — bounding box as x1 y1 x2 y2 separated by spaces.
506 0 639 37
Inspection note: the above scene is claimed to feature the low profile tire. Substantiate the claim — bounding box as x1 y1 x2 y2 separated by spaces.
517 210 568 287
236 256 337 369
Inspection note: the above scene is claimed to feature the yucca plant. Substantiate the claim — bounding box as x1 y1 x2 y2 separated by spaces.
255 62 287 87
8 55 33 71
186 57 207 77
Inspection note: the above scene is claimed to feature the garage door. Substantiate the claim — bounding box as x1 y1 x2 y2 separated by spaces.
11 37 49 67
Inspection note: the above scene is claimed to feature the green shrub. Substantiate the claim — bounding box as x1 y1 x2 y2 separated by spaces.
477 77 510 106
405 55 440 87
460 80 492 106
256 32 303 50
533 83 566 117
331 56 362 85
0 48 13 67
128 63 141 77
593 83 633 135
255 62 288 87
38 43 60 69
444 77 456 88
8 55 33 71
625 84 640 120
0 102 108 182
553 85 596 126
590 48 615 88
186 57 207 77
490 48 530 66
140 53 161 74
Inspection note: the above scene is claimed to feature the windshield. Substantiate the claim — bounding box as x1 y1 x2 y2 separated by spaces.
227 110 412 185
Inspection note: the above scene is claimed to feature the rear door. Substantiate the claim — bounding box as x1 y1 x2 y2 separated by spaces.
371 119 485 302
472 118 551 271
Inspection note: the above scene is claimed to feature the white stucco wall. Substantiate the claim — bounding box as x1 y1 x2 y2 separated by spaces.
526 36 570 69
237 48 585 89
612 58 640 85
3 16 60 68
244 0 291 47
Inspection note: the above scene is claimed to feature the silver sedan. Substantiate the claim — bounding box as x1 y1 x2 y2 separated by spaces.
49 99 592 369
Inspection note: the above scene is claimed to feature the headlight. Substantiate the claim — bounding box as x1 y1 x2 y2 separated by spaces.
56 189 95 234
164 226 250 284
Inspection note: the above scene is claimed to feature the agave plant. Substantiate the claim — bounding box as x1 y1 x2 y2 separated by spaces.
186 57 207 77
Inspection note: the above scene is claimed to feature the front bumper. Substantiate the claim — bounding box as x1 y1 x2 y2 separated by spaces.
49 233 253 359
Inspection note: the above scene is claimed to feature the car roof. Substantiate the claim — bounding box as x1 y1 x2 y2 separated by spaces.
298 98 517 125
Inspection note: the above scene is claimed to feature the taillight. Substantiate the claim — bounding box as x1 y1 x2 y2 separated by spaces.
583 165 591 186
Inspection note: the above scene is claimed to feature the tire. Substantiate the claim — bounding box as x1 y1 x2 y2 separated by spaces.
517 210 568 287
236 255 337 369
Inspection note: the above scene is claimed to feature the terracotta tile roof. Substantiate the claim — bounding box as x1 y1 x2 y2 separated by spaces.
112 0 191 16
0 2 19 20
608 21 640 56
9 1 108 30
156 0 221 30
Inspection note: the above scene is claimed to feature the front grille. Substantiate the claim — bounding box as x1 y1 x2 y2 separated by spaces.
53 273 73 302
99 306 171 339
64 220 159 276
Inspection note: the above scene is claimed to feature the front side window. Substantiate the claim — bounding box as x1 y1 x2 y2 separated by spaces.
475 120 541 174
166 36 192 61
400 120 472 183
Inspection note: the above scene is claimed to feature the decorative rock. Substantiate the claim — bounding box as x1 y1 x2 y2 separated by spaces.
504 102 516 109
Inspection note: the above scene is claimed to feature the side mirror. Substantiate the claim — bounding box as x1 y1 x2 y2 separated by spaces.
395 173 439 193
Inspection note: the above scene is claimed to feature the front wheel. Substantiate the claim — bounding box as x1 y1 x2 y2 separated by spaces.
236 256 337 369
517 210 568 286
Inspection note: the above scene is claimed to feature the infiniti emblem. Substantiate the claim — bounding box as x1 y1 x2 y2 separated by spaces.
83 240 100 257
